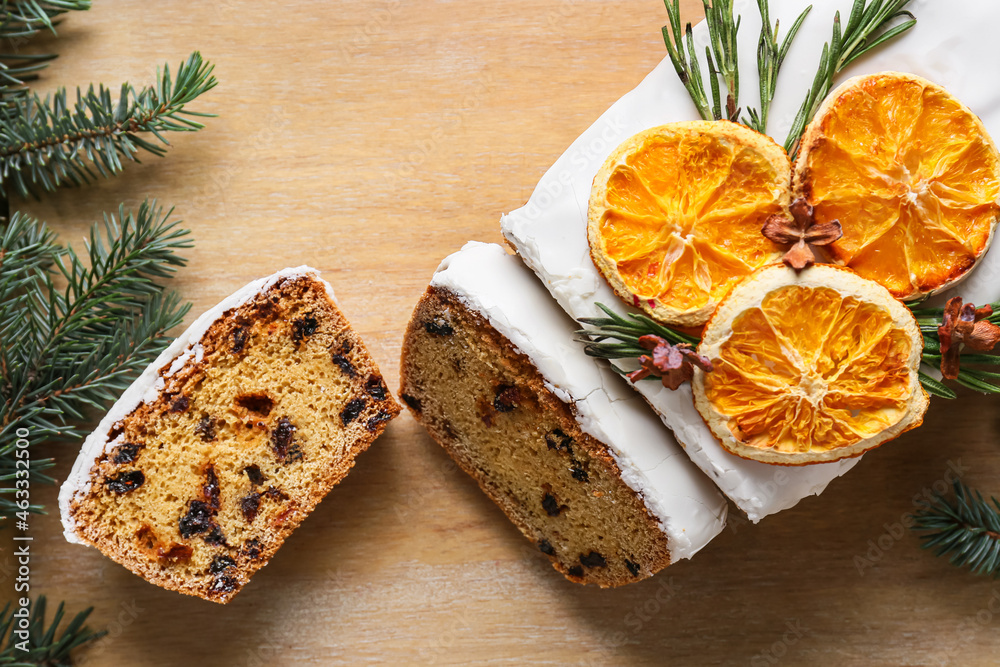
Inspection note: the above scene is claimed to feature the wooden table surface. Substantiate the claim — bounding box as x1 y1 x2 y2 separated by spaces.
11 1 1000 665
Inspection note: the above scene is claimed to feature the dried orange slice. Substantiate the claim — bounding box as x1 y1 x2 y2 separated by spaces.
794 71 1000 301
692 264 927 466
588 121 790 327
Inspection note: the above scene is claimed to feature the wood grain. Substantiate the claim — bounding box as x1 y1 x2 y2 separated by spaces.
8 1 1000 665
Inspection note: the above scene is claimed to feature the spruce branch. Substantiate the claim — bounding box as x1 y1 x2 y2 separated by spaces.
783 0 916 155
0 201 191 521
1 1 91 109
1 0 91 36
0 596 105 666
0 51 217 198
743 0 811 133
912 480 1000 578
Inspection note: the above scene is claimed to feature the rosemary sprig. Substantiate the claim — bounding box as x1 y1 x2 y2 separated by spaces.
578 301 999 399
0 596 105 665
703 0 741 121
783 0 916 155
912 480 1000 578
909 302 1000 399
577 303 697 374
661 0 742 122
743 0 812 133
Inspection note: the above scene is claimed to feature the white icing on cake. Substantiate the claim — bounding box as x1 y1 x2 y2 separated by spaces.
501 0 1000 521
58 266 337 544
431 242 728 560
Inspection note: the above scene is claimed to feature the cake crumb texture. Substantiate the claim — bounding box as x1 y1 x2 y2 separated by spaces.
67 274 400 603
400 286 671 587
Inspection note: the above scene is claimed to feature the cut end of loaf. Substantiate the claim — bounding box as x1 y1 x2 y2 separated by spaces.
64 272 400 603
400 286 672 587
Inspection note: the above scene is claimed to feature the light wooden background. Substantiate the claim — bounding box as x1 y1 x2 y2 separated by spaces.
8 1 1000 665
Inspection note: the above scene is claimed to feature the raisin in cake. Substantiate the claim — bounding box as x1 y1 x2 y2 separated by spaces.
59 267 400 603
400 242 727 586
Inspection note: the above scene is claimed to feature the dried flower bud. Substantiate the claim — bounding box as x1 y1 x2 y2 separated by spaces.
626 335 713 390
938 297 1000 380
762 198 843 270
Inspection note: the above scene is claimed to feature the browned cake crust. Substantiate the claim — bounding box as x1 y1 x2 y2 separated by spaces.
400 286 671 587
67 274 400 603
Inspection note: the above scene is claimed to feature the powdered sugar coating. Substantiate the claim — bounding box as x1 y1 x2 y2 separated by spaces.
431 242 727 560
501 0 1000 520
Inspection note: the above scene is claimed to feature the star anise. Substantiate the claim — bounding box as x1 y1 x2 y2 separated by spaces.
938 297 1000 380
626 335 713 390
761 198 843 270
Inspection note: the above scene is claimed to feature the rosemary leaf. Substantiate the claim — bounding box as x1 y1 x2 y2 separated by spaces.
954 354 1000 367
909 300 1000 396
744 0 812 133
662 1 712 120
956 373 1000 394
577 303 697 363
917 372 956 400
661 0 742 122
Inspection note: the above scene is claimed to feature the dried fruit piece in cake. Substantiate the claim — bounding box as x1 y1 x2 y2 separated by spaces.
400 242 727 586
692 264 928 466
587 120 790 327
58 267 400 603
794 71 1000 300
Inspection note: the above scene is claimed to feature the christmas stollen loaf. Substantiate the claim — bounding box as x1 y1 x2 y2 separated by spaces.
59 267 400 603
399 242 727 586
501 0 1000 521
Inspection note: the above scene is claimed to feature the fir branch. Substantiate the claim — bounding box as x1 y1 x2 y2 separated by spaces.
662 0 742 122
909 302 1000 398
0 201 191 521
0 596 105 665
1 1 91 109
0 51 217 198
783 0 916 155
912 480 1000 578
743 0 811 133
1 0 90 36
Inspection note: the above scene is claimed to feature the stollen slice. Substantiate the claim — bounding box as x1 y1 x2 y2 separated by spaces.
59 267 400 603
400 242 727 586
